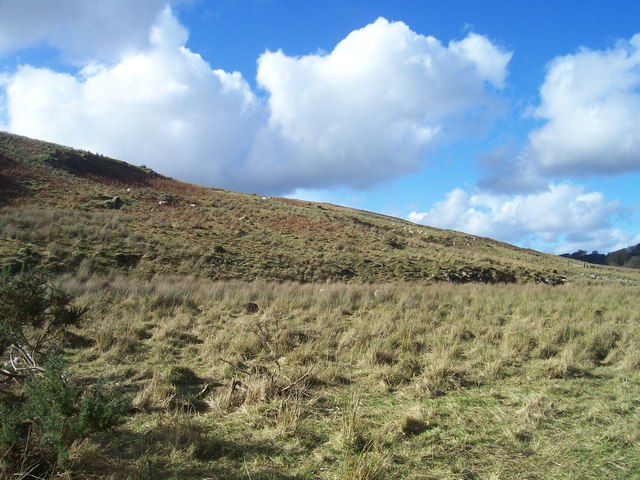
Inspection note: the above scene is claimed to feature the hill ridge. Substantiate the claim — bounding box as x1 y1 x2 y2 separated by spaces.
1 130 637 285
561 244 640 269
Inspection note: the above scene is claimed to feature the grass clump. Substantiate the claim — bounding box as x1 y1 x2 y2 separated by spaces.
3 272 639 478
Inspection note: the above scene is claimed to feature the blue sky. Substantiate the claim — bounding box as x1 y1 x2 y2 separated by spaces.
1 0 639 254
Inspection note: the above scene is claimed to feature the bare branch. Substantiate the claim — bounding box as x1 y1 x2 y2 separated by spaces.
0 367 25 380
280 367 314 395
218 357 251 375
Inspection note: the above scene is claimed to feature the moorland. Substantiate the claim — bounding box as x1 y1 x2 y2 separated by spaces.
1 131 639 479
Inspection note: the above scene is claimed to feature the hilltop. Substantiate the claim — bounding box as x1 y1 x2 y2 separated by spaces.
3 130 636 285
561 244 640 269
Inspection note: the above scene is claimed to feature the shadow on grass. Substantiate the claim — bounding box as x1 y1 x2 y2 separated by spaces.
0 173 28 205
0 155 29 205
72 418 308 479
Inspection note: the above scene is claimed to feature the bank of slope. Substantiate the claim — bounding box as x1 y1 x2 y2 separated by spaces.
1 131 636 285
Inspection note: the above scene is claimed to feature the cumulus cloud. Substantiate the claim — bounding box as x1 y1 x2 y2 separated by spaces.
1 11 511 193
2 7 266 187
557 229 640 256
0 0 171 62
248 19 511 191
478 33 640 194
408 183 632 252
528 34 640 180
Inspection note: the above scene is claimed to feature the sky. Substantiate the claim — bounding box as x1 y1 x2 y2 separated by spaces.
1 0 639 254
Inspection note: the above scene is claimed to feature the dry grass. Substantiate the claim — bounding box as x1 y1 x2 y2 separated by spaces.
3 131 640 478
44 273 640 478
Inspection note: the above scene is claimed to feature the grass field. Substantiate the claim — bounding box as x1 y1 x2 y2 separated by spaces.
42 273 639 479
2 132 640 479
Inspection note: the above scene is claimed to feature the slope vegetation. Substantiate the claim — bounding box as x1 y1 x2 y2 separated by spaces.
1 131 635 285
2 131 640 479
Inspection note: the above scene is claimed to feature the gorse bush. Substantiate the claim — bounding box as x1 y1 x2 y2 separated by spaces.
0 268 129 478
22 354 79 454
0 267 86 379
78 380 131 431
1 350 130 477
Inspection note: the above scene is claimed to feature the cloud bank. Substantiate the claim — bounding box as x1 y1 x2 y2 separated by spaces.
248 19 511 191
408 183 638 253
419 32 640 253
0 0 171 61
0 8 511 193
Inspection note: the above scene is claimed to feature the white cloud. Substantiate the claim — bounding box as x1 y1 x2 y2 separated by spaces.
528 33 640 176
2 7 266 187
0 13 512 194
247 18 511 191
0 0 171 62
408 183 631 252
409 188 470 228
449 33 510 88
556 229 640 256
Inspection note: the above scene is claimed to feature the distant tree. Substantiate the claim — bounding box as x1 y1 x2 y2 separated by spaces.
626 256 640 269
607 248 629 267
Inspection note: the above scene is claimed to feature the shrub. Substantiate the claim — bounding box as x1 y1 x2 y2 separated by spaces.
78 381 131 431
0 269 129 478
1 354 130 476
22 354 80 456
0 267 86 379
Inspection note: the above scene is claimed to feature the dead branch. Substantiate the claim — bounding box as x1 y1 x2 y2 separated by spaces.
0 367 25 380
218 357 251 375
280 367 314 395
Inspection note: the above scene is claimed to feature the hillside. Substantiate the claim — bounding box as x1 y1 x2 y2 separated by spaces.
2 130 637 286
2 130 640 479
562 244 640 269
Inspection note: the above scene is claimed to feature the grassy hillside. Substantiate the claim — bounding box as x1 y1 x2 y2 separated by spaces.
4 130 637 286
2 131 640 479
562 244 640 269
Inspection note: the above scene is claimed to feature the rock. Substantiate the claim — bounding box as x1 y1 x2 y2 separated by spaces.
105 196 123 209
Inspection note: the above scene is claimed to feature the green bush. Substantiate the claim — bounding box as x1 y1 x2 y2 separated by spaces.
0 401 20 448
23 354 80 450
79 380 131 431
1 267 85 377
1 355 130 476
0 269 130 478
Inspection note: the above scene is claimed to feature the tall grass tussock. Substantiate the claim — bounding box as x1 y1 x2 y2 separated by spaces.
26 272 638 478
